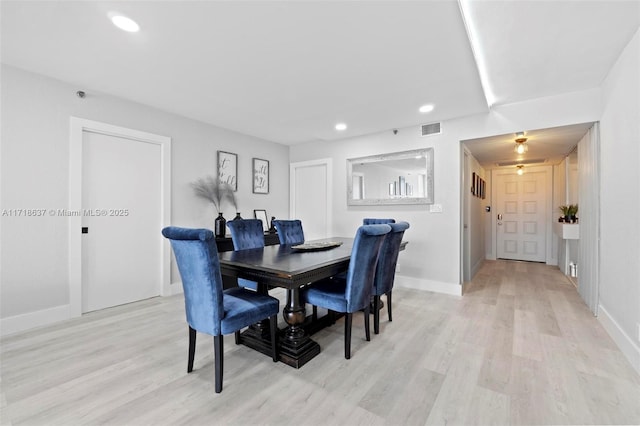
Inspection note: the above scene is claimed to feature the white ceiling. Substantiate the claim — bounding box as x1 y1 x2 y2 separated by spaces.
2 1 639 161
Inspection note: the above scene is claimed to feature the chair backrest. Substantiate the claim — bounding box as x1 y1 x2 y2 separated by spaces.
373 221 410 296
344 224 391 312
363 218 396 225
227 219 265 250
161 227 223 335
273 219 305 245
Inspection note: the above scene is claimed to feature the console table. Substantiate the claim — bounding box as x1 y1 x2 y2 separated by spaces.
216 232 280 288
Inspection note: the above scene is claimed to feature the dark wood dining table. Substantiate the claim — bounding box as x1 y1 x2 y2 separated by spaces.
218 237 354 368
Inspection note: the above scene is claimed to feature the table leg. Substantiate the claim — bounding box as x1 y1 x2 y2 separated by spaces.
279 288 320 368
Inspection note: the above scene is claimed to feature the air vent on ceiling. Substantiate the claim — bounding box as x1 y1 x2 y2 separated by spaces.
495 158 546 167
421 122 441 136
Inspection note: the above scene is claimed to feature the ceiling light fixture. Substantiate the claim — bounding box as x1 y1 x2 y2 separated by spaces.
335 123 347 131
419 104 434 113
516 165 524 176
514 132 528 154
110 14 140 32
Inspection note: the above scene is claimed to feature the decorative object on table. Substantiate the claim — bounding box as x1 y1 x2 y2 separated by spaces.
269 217 277 233
233 212 243 221
217 151 237 191
252 158 269 194
161 227 279 393
254 209 269 232
215 213 226 238
291 241 342 251
191 175 237 238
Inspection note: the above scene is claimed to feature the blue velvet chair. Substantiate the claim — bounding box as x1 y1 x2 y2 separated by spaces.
226 219 264 291
300 224 391 359
372 221 410 334
363 218 396 225
273 219 305 245
162 226 279 393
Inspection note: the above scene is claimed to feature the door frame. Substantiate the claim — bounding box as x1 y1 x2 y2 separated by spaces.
491 165 554 265
69 117 171 317
289 158 333 238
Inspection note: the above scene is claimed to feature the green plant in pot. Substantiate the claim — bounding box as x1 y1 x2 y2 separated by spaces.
559 205 571 222
191 175 237 237
568 204 578 223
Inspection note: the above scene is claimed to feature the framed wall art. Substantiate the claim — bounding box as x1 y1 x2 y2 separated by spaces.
218 151 237 191
252 158 269 194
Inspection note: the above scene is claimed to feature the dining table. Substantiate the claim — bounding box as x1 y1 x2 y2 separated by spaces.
218 237 354 368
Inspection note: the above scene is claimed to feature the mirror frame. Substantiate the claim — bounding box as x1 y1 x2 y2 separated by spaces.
347 148 434 206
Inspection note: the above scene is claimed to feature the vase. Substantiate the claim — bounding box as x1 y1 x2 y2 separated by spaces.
214 213 226 238
233 212 242 220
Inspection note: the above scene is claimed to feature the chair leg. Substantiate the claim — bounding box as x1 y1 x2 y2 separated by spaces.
387 291 393 322
364 305 371 342
373 295 381 334
234 330 241 345
214 335 223 393
312 305 318 321
269 314 278 362
188 326 196 373
344 313 352 359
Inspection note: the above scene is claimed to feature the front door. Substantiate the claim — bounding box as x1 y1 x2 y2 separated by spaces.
495 169 547 262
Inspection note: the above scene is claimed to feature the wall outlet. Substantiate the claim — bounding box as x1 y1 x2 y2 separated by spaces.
430 204 443 213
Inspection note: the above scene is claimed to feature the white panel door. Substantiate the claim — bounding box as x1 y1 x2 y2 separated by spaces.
496 170 547 262
81 131 162 312
290 159 332 240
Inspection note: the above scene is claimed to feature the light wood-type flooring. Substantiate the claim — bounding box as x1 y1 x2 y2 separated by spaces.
2 260 640 425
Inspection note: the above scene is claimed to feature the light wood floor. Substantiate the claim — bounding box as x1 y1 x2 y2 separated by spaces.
2 260 640 425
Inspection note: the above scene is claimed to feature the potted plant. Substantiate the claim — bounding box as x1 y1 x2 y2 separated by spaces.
191 175 237 237
568 204 578 223
559 205 571 222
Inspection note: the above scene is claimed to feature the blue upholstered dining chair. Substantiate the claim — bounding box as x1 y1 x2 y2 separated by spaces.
363 218 396 225
226 219 265 291
372 221 410 334
300 224 391 359
161 226 279 393
273 219 305 245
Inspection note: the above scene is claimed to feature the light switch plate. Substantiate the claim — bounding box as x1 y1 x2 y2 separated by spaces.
430 204 443 213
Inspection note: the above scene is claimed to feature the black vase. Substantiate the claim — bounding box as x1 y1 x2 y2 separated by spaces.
214 213 226 238
233 212 242 220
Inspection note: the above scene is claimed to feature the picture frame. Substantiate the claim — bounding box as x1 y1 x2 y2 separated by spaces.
471 172 476 195
254 209 269 232
217 151 237 191
252 158 269 194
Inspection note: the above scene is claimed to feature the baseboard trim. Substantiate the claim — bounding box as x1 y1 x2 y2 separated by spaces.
170 281 184 295
598 303 640 376
394 275 462 296
1 304 72 337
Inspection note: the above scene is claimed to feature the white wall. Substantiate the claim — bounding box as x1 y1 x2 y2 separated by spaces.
290 89 602 295
0 65 289 331
598 28 640 372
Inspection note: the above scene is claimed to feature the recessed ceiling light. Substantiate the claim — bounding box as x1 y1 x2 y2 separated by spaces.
419 104 434 113
335 123 347 131
110 14 140 32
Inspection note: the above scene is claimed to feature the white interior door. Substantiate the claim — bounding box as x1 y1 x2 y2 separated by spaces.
495 169 547 262
290 159 332 240
81 131 162 312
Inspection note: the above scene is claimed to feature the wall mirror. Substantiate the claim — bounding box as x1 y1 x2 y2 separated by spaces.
347 148 434 205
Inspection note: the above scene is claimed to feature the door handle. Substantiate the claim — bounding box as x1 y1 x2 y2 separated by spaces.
497 214 502 220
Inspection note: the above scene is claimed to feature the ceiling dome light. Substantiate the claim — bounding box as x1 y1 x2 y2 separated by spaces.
516 165 524 176
514 135 528 154
110 14 140 32
419 104 434 113
335 123 347 131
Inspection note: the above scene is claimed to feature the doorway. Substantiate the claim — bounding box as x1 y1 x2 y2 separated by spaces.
493 166 551 262
69 118 171 317
290 158 332 240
